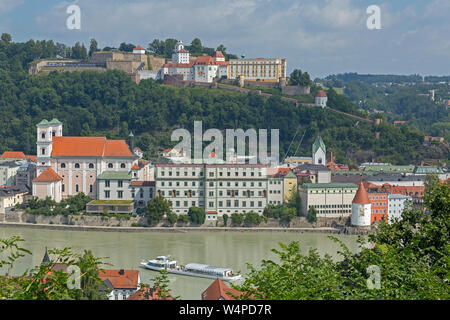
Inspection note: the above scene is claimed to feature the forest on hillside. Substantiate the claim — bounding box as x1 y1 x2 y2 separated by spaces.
0 35 447 165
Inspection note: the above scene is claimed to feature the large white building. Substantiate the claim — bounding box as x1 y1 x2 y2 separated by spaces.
155 164 269 216
387 193 412 223
228 58 287 82
162 41 229 83
300 183 358 218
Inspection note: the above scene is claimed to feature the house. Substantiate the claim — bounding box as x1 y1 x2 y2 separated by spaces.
32 168 63 202
98 269 140 300
388 193 412 223
201 278 246 300
0 185 29 214
127 286 173 300
228 58 287 83
293 164 331 184
315 90 328 108
0 161 21 186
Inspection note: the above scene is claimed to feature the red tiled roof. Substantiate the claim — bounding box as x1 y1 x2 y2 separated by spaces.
215 61 229 66
25 155 37 162
178 49 189 53
194 56 216 66
1 151 26 159
213 51 225 58
99 270 139 290
33 168 63 183
52 137 133 158
127 287 173 300
353 182 370 205
104 140 134 157
201 278 245 300
130 181 155 187
316 90 327 98
134 46 145 50
131 163 140 170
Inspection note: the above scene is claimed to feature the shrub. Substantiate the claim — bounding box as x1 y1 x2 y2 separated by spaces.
244 212 262 226
222 214 229 227
231 213 244 226
166 212 178 226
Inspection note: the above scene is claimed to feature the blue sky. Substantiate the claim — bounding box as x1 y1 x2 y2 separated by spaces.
1 0 449 78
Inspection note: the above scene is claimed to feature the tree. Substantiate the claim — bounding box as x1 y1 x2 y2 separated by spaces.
188 207 205 225
223 213 229 227
146 196 172 226
89 39 99 57
287 188 302 216
289 69 312 87
307 206 317 223
1 33 12 44
76 250 110 300
189 38 202 55
233 180 450 300
119 42 135 52
216 44 226 54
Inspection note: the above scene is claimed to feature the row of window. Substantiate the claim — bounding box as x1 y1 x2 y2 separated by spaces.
158 189 267 198
308 189 355 194
62 184 93 193
158 180 264 188
60 163 127 169
172 200 264 208
159 170 262 178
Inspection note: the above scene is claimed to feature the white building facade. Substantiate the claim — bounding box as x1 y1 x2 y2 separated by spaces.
388 193 412 223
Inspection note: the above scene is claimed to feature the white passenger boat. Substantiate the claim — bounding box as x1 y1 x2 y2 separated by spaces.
140 256 241 282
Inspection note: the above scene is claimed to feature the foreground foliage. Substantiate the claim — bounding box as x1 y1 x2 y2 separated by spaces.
234 180 450 299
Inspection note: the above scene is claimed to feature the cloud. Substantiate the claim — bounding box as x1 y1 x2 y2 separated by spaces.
30 0 450 77
0 0 23 15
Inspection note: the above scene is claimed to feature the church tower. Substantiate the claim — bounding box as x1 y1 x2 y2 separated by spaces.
312 135 326 165
36 119 62 176
172 41 190 64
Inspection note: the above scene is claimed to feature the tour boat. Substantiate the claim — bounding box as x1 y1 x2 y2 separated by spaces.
140 256 242 282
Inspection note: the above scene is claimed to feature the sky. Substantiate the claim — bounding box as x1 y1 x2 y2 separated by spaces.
1 0 449 78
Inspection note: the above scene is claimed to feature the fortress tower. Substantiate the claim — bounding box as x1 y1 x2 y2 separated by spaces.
351 182 372 227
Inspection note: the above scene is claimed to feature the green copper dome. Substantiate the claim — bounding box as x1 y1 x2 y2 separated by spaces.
312 135 326 155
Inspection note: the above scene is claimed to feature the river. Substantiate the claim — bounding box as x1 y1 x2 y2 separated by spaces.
0 227 362 299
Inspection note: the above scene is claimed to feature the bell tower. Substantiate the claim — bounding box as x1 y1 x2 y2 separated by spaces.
36 119 62 175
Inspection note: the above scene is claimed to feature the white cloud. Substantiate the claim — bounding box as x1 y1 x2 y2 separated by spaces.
0 0 23 15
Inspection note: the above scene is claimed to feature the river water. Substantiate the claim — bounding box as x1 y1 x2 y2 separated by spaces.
0 227 362 299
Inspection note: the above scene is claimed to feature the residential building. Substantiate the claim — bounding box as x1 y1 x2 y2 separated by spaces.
99 269 140 300
33 119 136 200
366 173 425 187
293 164 331 184
0 186 29 214
367 190 388 223
32 168 63 202
0 161 21 186
201 278 246 300
228 58 287 82
351 182 372 227
155 164 268 216
127 287 174 300
388 194 412 223
16 161 37 189
300 183 358 218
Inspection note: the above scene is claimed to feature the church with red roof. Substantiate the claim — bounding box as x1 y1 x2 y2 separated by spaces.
33 119 140 201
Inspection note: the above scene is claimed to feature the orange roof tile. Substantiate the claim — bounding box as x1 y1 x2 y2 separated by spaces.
194 56 216 66
127 287 173 300
104 140 134 157
33 168 63 183
134 46 145 50
213 51 225 58
201 278 245 300
131 163 140 170
99 270 139 289
353 182 370 204
1 151 26 159
52 137 133 158
25 155 37 162
316 90 327 98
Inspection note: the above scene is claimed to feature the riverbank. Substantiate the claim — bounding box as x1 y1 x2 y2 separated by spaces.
0 221 354 234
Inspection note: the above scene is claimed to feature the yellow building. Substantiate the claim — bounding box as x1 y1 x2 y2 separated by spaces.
228 58 287 82
283 171 298 202
0 186 28 214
